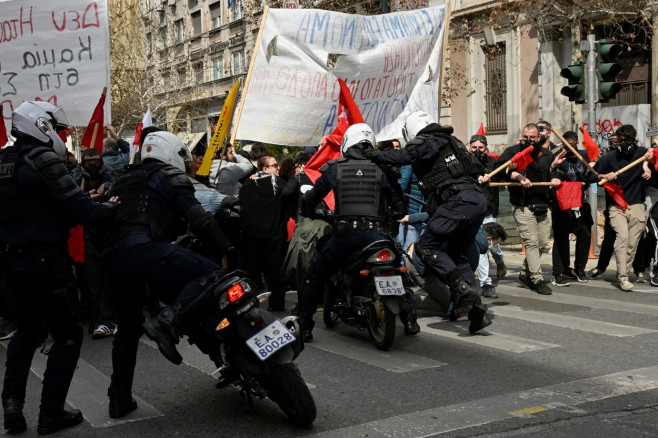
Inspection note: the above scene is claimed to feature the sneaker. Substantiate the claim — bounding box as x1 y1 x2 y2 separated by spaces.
574 269 588 283
518 274 532 289
562 268 578 280
92 323 116 339
481 284 498 299
496 263 507 278
532 280 552 295
588 268 604 279
0 319 16 341
651 271 658 287
636 272 647 283
619 279 634 292
552 274 570 287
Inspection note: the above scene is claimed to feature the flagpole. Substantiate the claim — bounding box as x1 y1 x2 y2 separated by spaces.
229 5 269 147
436 2 451 122
489 182 586 187
552 128 597 174
597 156 647 185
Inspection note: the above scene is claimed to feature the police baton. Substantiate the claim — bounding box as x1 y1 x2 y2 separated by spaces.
404 193 427 206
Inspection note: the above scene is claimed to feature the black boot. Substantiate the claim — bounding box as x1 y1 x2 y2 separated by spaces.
37 409 83 435
108 386 137 419
3 397 26 432
399 305 420 336
447 271 479 319
143 304 183 365
468 304 492 334
298 313 315 343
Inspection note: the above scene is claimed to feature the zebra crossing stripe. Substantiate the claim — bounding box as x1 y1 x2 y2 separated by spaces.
309 364 658 437
497 285 658 316
417 316 559 353
29 349 163 428
490 306 657 337
309 327 447 373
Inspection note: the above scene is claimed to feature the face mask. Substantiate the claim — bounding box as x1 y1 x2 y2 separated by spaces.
82 161 102 178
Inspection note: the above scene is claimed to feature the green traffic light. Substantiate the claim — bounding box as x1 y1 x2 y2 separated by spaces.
559 61 585 103
596 39 623 102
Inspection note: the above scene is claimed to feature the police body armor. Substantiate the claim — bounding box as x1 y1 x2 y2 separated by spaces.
334 159 386 221
110 161 189 242
0 144 79 224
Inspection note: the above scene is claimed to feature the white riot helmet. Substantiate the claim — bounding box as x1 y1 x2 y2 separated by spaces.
141 131 192 172
340 123 376 156
402 111 434 142
11 101 70 157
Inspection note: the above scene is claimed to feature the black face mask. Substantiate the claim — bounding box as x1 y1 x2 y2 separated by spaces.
472 149 488 165
615 143 634 158
82 162 102 179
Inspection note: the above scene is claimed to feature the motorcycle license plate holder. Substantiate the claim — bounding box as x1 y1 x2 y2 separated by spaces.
374 275 405 296
245 320 295 361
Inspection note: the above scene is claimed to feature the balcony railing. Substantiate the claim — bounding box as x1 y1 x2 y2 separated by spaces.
599 81 650 107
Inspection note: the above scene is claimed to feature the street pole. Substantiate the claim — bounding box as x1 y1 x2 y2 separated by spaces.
586 34 598 253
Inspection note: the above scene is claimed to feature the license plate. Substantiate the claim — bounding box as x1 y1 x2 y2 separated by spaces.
245 320 295 361
374 275 405 296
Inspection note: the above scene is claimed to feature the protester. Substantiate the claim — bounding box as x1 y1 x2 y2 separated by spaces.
209 144 255 197
495 123 558 295
593 124 651 291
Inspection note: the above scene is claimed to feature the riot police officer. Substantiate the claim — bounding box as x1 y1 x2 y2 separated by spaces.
0 101 117 434
297 123 409 341
101 131 229 418
366 111 492 333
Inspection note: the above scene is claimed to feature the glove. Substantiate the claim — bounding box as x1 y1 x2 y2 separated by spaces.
220 196 236 210
364 149 377 159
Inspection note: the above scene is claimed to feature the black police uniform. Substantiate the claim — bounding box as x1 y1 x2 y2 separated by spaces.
101 159 229 418
367 124 491 333
0 139 115 433
297 145 406 336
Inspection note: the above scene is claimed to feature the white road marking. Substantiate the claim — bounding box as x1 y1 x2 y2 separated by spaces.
309 364 658 437
417 316 559 353
490 305 657 337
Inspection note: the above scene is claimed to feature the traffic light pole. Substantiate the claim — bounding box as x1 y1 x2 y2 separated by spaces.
586 34 598 253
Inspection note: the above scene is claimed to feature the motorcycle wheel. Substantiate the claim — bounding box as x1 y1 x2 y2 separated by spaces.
262 362 316 427
323 306 339 328
365 282 396 351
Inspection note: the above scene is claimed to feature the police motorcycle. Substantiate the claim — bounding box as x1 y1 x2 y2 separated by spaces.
173 236 316 427
321 229 412 351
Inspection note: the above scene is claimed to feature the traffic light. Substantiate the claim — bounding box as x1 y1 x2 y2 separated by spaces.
597 39 623 102
560 61 585 103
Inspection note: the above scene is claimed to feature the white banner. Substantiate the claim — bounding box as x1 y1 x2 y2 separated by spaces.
235 7 447 146
0 0 110 134
582 104 651 150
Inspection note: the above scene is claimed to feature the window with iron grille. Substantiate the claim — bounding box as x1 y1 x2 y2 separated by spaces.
482 42 507 134
212 57 224 80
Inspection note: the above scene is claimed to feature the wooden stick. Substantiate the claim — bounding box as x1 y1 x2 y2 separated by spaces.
552 128 598 175
88 123 100 151
486 158 515 180
129 141 138 165
598 155 647 185
489 182 586 187
229 5 269 147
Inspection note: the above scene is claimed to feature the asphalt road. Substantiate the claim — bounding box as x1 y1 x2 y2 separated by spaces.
2 250 658 437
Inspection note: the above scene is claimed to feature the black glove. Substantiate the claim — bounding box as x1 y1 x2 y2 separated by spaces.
364 149 377 160
220 196 236 210
99 200 119 219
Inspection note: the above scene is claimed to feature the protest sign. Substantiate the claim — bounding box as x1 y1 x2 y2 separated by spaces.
234 6 448 146
0 0 111 135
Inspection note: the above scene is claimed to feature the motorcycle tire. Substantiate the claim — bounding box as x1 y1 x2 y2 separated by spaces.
262 362 316 427
365 282 396 351
323 306 339 328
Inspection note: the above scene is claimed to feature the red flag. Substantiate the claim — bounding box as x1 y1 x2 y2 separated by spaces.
603 183 628 210
653 148 658 172
81 89 106 153
555 181 583 211
511 145 535 172
488 152 500 160
476 123 485 136
0 105 8 147
133 105 153 147
67 225 85 263
304 78 364 209
579 127 599 162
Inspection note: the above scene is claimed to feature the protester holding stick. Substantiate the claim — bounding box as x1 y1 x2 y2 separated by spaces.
592 125 651 291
